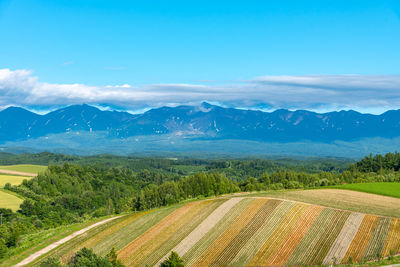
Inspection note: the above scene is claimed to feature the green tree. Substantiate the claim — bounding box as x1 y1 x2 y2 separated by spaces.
107 247 124 267
0 239 7 259
67 247 112 267
160 251 184 267
259 172 271 186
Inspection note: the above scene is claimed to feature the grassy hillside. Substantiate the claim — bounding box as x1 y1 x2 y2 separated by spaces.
0 215 126 267
0 164 47 174
31 196 400 266
0 189 23 211
0 164 46 211
332 182 400 199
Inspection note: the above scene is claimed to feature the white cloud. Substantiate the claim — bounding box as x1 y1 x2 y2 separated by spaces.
254 74 400 90
0 68 400 114
251 74 400 112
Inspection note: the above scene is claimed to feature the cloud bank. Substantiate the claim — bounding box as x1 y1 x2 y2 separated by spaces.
1 68 400 114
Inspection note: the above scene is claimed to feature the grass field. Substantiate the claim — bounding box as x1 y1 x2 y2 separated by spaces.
243 189 400 217
331 182 400 199
0 189 23 211
0 165 40 211
31 196 400 266
0 164 47 174
0 174 32 187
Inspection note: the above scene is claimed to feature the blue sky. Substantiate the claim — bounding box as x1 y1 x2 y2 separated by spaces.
0 0 400 113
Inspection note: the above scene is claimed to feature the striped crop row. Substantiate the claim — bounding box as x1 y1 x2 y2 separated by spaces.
35 197 400 266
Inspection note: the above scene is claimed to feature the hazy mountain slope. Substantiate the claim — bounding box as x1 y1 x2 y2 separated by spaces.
0 107 44 142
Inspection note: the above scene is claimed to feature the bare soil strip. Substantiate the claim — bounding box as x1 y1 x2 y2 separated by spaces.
193 199 267 266
308 211 350 265
184 199 253 267
156 198 243 266
14 216 121 267
0 169 37 177
342 215 379 263
323 212 364 264
141 200 224 266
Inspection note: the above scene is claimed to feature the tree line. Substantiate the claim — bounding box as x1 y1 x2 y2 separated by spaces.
349 152 400 172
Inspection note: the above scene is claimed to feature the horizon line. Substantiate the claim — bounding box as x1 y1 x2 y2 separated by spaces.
1 102 399 116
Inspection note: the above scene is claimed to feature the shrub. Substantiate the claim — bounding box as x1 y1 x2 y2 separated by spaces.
107 247 124 267
0 239 7 259
67 247 112 267
160 251 184 267
39 257 61 267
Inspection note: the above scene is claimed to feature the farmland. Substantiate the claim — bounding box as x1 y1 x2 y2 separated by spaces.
0 164 45 188
0 174 32 187
0 215 127 267
0 165 41 211
0 164 47 174
0 189 23 211
332 182 400 199
245 189 400 217
32 196 400 266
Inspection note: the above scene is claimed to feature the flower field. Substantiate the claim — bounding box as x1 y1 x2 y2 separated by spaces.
34 197 400 266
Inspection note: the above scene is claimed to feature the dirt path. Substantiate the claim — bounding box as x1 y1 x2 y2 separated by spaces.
14 216 122 267
0 169 37 177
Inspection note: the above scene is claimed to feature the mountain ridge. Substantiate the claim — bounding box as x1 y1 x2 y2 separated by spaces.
1 103 400 143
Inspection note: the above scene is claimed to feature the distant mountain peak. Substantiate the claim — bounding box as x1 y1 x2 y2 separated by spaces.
2 106 30 112
198 102 216 112
57 103 99 111
0 106 39 118
200 101 214 108
1 104 400 144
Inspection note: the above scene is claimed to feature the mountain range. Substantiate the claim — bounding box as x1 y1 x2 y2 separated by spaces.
1 102 399 144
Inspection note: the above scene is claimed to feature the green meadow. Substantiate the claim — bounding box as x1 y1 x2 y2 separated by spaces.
332 182 400 199
0 164 47 174
0 189 23 211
